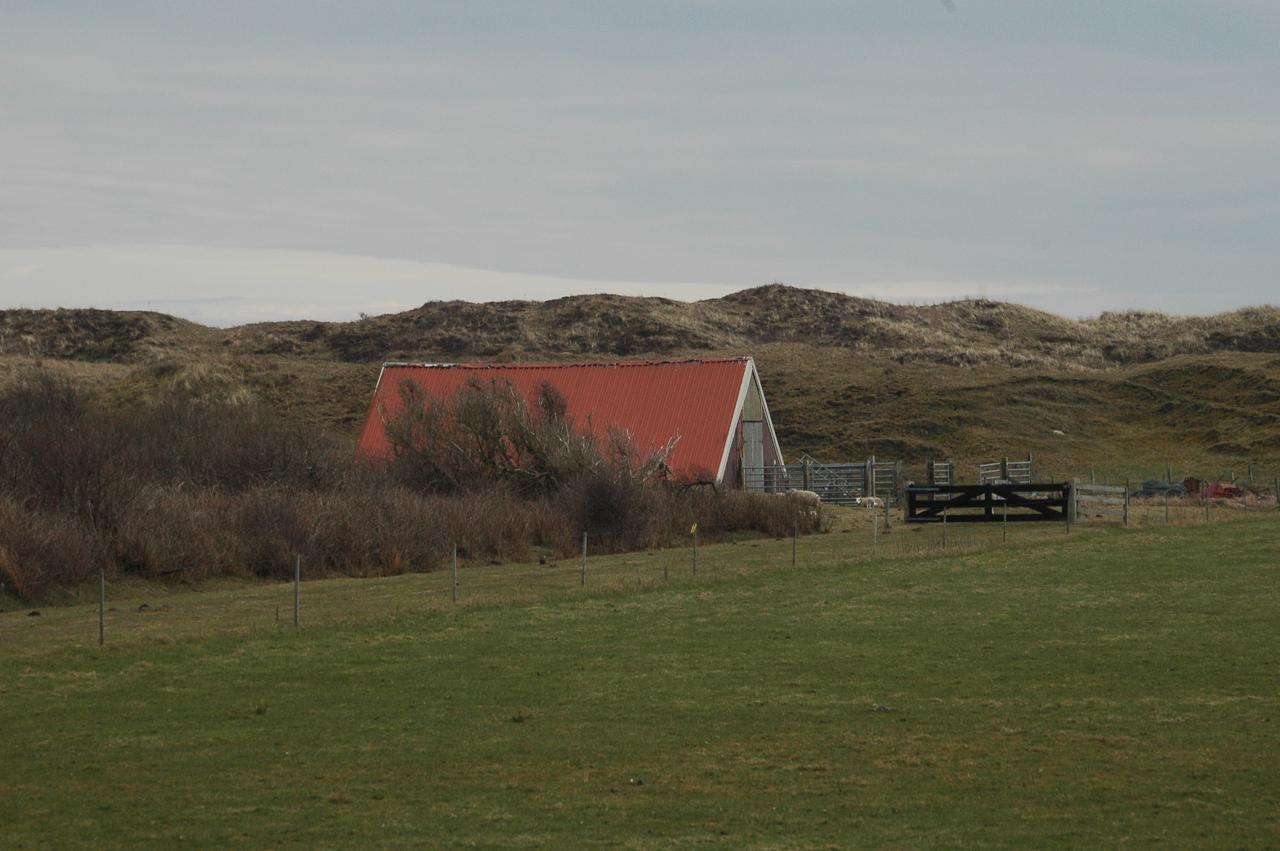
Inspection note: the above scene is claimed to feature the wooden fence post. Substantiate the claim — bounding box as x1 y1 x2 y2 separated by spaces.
1002 500 1008 543
1068 480 1076 533
941 504 948 549
693 527 699 576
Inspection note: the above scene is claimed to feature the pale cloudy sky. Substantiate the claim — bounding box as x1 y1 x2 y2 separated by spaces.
2 1 1277 325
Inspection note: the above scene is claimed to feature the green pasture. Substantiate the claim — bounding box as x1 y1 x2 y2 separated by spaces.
2 516 1278 847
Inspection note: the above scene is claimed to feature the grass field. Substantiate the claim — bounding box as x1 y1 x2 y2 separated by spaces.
2 516 1278 847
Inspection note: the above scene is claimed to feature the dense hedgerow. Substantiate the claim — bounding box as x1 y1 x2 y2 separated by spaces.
0 369 817 600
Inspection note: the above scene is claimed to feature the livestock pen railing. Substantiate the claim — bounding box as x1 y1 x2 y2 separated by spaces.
978 456 1034 485
742 464 791 493
1073 482 1129 524
744 454 903 506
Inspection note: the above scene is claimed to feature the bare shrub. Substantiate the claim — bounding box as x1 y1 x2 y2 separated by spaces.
382 378 673 496
125 389 348 492
0 499 100 599
0 370 131 525
113 488 242 580
686 489 821 541
301 487 448 577
0 366 820 600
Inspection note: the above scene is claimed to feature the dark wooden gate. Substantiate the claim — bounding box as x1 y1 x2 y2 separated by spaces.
905 483 1071 523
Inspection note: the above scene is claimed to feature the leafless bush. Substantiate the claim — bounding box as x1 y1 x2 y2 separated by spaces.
382 378 673 496
0 499 100 599
124 389 348 492
0 366 818 600
0 370 130 525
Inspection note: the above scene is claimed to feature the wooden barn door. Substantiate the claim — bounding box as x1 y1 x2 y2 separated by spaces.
743 421 765 490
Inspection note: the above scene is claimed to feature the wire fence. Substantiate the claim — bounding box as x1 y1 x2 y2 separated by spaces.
5 495 1278 659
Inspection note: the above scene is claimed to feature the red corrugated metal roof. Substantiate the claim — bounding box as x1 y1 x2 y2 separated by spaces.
356 358 752 482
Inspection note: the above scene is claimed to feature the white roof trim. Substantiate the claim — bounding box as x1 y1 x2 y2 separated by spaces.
753 359 785 465
713 358 785 486
715 360 754 486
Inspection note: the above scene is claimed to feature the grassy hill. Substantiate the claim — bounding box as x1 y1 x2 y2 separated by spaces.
2 517 1278 846
3 285 1280 480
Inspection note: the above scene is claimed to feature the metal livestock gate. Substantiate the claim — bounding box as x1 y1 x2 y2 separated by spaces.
743 454 903 506
926 458 954 486
978 456 1034 485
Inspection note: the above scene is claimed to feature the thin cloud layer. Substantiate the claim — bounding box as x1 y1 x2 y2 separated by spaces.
0 245 1102 327
2 2 1277 319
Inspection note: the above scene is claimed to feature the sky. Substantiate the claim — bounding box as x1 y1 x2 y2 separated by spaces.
2 1 1277 325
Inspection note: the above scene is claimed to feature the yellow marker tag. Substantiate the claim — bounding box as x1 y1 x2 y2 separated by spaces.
690 523 698 535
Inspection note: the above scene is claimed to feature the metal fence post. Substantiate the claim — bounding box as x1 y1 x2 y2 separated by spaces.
1002 500 1008 543
791 519 797 566
1164 488 1170 525
293 554 300 627
1123 479 1130 527
98 565 105 646
941 504 948 549
581 532 587 586
452 545 459 602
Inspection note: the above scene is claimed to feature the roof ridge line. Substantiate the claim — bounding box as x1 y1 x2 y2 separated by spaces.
381 357 751 370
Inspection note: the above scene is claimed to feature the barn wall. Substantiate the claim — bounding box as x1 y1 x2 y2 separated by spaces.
724 375 783 489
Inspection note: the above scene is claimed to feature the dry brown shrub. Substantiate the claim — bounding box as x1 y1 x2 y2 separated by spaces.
0 365 826 599
113 488 243 580
0 499 100 599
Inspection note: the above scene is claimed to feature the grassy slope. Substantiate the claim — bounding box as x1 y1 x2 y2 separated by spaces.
755 346 1280 479
3 288 1280 476
2 517 1278 847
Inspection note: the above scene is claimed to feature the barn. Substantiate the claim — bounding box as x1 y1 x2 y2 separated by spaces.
355 357 784 488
